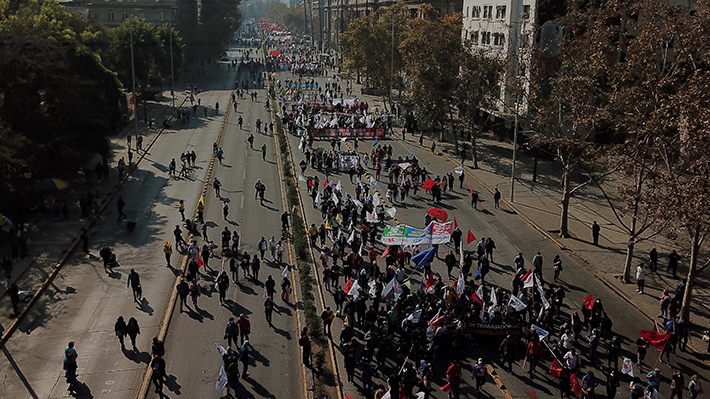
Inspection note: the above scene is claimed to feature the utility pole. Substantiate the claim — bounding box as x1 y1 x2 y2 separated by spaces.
129 18 139 136
510 95 518 203
389 9 394 110
169 9 175 108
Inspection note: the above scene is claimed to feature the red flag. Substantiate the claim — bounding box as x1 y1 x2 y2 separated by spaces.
640 323 671 351
582 295 594 310
425 272 436 293
439 383 452 392
453 217 458 230
345 395 355 399
520 269 532 283
470 188 473 194
380 245 390 259
467 230 476 244
342 277 353 293
549 358 564 378
323 180 328 188
422 179 435 191
196 255 205 269
470 291 483 308
570 374 582 397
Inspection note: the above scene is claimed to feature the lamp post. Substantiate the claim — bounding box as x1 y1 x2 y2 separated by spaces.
510 95 518 203
169 9 175 108
129 17 140 137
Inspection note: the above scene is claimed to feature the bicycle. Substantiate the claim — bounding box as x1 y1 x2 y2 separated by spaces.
179 164 195 179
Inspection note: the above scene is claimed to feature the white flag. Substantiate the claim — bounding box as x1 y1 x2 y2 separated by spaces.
263 285 268 298
214 342 227 357
454 166 464 176
522 270 534 289
456 273 465 296
372 194 380 207
281 265 289 277
368 280 377 297
332 192 339 205
298 174 307 182
215 365 228 392
356 177 362 186
490 288 498 308
336 180 342 192
366 211 379 223
352 198 363 208
534 275 551 309
621 357 634 377
508 296 527 311
340 137 347 142
370 177 377 188
382 389 391 399
386 207 396 218
407 309 422 323
348 280 360 297
476 284 485 301
315 192 322 206
347 230 355 244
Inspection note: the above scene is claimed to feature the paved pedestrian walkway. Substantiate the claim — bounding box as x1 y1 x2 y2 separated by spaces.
0 63 238 338
345 78 710 353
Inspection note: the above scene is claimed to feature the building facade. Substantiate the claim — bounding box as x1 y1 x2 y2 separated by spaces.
314 0 463 51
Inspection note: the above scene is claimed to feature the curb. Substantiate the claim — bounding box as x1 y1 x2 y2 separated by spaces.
0 98 186 349
136 93 232 399
266 75 311 399
269 79 344 399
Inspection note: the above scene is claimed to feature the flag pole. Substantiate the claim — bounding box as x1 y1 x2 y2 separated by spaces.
652 340 667 370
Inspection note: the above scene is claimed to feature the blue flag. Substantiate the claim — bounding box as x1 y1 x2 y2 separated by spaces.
663 318 675 332
474 267 482 280
409 150 416 158
373 138 379 147
411 247 436 268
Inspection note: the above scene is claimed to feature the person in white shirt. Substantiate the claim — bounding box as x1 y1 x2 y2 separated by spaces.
636 263 651 294
564 348 581 372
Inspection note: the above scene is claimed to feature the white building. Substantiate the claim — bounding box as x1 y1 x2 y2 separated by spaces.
461 0 538 116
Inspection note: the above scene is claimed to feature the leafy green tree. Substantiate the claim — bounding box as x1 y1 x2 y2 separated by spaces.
266 3 306 33
194 0 241 59
0 0 123 172
456 47 503 168
400 4 463 140
340 2 408 102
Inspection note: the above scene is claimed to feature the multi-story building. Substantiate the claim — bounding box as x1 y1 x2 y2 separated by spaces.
314 0 463 51
461 0 564 123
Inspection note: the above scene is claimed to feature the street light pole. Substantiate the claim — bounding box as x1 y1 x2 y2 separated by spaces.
169 10 175 108
510 95 518 203
129 18 139 136
389 10 394 110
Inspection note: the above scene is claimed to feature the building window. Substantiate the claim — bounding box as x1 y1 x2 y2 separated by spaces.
481 31 491 45
93 10 100 19
108 10 114 20
466 6 469 18
522 4 531 19
160 11 165 21
483 5 492 19
471 6 481 18
471 31 479 45
122 10 129 20
495 5 506 19
493 32 505 46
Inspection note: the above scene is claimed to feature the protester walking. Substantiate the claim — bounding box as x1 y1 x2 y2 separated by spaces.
125 317 140 350
127 269 142 302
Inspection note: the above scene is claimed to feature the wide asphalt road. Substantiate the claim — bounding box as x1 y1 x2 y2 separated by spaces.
274 66 708 399
0 42 303 399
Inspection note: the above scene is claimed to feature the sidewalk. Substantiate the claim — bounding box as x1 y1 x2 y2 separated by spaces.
0 89 183 340
345 77 710 350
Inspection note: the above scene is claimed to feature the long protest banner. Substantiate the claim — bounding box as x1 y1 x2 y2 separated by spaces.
308 127 386 139
380 221 453 245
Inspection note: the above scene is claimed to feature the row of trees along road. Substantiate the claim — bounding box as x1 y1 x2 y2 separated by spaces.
0 0 184 174
340 0 710 323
